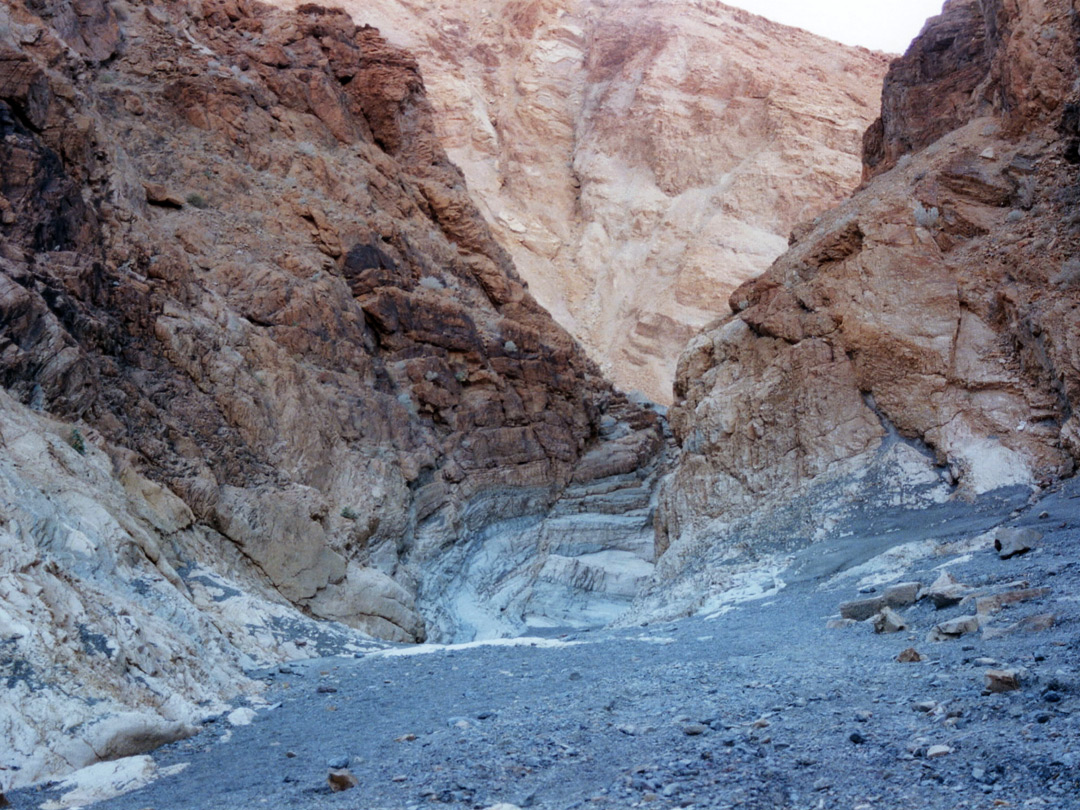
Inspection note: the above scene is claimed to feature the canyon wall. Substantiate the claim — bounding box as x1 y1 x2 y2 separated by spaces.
648 0 1080 618
0 0 664 784
327 0 890 402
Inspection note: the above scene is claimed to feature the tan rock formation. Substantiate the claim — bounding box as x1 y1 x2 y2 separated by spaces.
315 0 889 402
654 0 1080 609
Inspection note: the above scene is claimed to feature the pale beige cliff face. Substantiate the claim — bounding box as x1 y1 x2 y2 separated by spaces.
306 0 890 401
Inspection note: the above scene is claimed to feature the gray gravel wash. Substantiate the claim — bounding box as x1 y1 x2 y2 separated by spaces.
10 480 1080 810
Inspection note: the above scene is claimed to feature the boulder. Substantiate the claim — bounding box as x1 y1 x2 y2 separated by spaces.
982 614 1056 640
984 669 1022 694
883 582 921 608
928 615 981 642
873 607 909 634
840 596 886 622
922 572 969 610
975 587 1050 617
328 769 359 792
993 528 1041 560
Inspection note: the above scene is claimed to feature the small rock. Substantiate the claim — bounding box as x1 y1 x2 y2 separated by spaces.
1038 511 1050 519
928 615 980 642
682 724 708 736
854 710 873 722
923 572 968 609
390 775 407 783
873 606 909 634
897 647 925 663
327 755 350 769
328 769 359 792
926 745 953 758
317 685 338 694
994 527 1041 559
974 657 998 666
813 778 832 791
849 731 866 744
1043 690 1063 703
985 669 1022 693
395 733 417 742
913 701 937 713
285 750 296 758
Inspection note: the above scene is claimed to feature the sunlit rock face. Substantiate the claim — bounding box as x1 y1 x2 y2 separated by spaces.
322 0 890 403
647 0 1080 620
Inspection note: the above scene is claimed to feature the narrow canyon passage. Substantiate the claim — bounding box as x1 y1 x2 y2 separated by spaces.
3 0 1080 806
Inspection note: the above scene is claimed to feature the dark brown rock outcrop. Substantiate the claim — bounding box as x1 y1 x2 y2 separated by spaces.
0 0 662 644
863 0 1078 178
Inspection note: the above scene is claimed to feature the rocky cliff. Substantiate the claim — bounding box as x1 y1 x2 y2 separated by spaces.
330 0 890 402
650 0 1080 618
0 0 665 785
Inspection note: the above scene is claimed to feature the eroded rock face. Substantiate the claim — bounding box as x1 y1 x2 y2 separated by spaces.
0 0 666 782
333 0 889 402
653 0 1080 615
0 387 390 788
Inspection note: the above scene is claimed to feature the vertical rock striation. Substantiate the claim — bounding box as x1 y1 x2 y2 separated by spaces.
650 0 1080 619
334 0 890 402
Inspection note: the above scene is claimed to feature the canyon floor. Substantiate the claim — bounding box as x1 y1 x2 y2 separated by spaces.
9 481 1079 810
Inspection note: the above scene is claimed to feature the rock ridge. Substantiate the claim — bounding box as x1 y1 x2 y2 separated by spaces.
650 0 1080 618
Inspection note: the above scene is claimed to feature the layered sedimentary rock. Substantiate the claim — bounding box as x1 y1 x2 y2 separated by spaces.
652 0 1080 616
0 0 665 783
327 0 890 402
0 388 385 788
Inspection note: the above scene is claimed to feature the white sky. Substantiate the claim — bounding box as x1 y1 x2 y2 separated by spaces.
723 0 947 54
